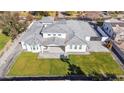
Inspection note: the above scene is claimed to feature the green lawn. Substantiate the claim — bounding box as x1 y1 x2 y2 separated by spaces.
8 52 124 76
8 52 68 76
0 33 10 51
69 53 124 75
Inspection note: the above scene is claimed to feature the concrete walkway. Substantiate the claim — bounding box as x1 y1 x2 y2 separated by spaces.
38 52 64 59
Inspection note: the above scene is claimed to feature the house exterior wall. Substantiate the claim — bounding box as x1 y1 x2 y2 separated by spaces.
65 44 87 52
21 42 27 50
21 42 43 53
43 33 66 38
21 42 88 53
26 44 32 51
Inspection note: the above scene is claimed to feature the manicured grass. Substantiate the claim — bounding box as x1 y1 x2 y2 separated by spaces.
8 52 68 76
0 33 10 51
69 52 124 75
8 52 124 76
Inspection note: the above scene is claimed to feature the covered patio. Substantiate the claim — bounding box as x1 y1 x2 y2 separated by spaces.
43 46 65 53
39 45 66 58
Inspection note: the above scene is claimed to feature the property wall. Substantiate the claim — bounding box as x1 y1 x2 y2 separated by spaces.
65 44 87 52
43 33 66 38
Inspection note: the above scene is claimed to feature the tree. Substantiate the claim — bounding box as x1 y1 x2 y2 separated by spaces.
96 17 104 26
64 11 78 16
29 11 57 19
0 12 28 40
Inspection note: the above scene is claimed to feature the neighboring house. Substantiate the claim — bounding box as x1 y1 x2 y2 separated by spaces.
102 19 124 40
80 11 111 21
102 18 124 51
20 17 108 55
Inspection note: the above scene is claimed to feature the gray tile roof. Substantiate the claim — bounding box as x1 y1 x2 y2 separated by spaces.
21 17 99 46
42 23 67 33
87 41 109 52
25 36 42 45
66 20 98 40
21 21 43 41
42 37 65 46
65 36 87 45
38 16 54 23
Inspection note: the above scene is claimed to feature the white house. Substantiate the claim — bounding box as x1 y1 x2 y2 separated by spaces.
20 17 108 55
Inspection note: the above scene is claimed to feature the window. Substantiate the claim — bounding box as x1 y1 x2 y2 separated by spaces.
70 45 72 49
79 45 82 49
74 45 77 49
30 46 32 50
48 34 51 36
33 46 35 50
53 34 56 36
37 46 38 50
58 34 61 36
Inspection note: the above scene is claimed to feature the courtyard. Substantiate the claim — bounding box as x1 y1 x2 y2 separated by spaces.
7 52 124 77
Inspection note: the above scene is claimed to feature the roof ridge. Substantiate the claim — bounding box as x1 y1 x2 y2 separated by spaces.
75 35 87 44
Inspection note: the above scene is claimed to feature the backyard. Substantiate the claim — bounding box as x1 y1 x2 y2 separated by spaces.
0 33 10 51
7 52 124 77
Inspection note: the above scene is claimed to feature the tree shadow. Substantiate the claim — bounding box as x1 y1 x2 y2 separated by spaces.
60 55 87 80
60 56 117 81
67 64 85 75
88 72 117 81
105 73 117 81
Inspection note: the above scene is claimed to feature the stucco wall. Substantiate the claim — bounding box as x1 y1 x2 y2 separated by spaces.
21 42 42 53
